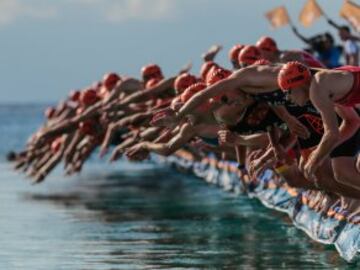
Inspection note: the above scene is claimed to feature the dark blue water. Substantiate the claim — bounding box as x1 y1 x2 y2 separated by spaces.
0 104 357 269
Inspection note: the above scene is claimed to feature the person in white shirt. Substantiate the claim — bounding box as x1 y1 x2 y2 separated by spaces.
340 26 359 66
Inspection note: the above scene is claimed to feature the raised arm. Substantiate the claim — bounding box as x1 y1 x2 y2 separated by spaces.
326 18 341 30
291 26 311 44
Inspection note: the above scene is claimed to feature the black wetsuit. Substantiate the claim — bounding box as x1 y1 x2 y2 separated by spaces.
251 89 289 107
286 103 324 150
237 89 360 156
330 108 360 158
250 90 327 150
229 101 284 134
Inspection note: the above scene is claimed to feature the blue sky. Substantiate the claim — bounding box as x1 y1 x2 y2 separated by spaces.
0 0 348 103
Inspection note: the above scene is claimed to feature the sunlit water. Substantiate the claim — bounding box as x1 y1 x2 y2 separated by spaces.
0 104 358 269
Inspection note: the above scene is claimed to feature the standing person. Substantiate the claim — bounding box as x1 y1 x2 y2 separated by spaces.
327 19 359 66
339 26 359 66
291 26 342 68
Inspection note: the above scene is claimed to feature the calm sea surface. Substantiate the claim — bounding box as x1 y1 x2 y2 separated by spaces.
0 104 357 269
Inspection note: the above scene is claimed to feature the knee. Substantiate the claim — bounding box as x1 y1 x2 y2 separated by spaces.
333 166 349 185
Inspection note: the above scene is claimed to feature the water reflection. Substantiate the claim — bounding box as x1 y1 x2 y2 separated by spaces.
17 165 358 269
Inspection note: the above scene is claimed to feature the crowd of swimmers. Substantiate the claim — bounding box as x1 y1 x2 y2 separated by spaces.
7 31 360 225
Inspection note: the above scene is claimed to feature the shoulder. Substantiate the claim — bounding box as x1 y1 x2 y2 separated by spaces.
313 70 336 84
310 71 331 98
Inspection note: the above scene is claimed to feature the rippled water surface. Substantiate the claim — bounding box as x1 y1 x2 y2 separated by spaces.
0 104 358 269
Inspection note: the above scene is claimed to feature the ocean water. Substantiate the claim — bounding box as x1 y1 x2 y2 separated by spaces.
0 104 358 270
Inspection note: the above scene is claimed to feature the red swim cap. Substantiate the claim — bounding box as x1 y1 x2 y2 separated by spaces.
238 45 261 65
200 61 219 82
174 73 198 94
278 61 311 91
145 77 163 89
253 59 271 65
228 44 245 62
102 73 121 91
51 137 63 153
141 64 163 81
45 107 56 119
69 90 81 102
256 36 278 52
180 82 207 103
79 120 97 136
206 68 232 85
80 88 100 106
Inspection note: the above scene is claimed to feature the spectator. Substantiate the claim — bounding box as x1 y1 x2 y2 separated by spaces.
291 26 342 68
327 19 359 66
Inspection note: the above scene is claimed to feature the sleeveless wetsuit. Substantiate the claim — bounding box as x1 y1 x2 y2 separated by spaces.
330 108 360 158
286 104 324 150
251 89 290 107
334 66 360 107
250 89 324 149
229 102 284 134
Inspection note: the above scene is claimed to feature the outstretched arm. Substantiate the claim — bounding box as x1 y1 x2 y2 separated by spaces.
152 66 279 127
127 123 195 158
110 77 176 112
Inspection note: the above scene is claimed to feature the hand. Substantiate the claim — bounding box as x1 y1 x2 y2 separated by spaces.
286 116 310 139
303 154 320 180
248 158 263 176
151 109 179 128
178 62 192 75
249 157 274 179
298 155 306 174
126 143 149 161
170 99 184 112
247 149 265 163
202 45 223 62
99 122 121 158
109 145 126 162
217 130 238 146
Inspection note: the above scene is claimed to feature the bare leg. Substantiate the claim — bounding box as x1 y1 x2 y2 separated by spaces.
332 157 360 191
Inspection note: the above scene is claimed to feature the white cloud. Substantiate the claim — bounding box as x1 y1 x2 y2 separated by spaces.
0 0 57 25
104 0 176 22
0 0 176 26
